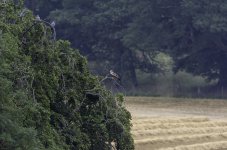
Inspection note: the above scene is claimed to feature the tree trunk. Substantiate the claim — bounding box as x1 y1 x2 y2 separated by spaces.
218 69 227 88
218 59 227 88
122 49 138 87
128 59 138 87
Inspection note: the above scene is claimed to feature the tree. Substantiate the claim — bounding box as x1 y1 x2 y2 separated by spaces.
121 0 227 87
31 0 227 89
0 1 134 149
174 0 227 87
48 0 167 88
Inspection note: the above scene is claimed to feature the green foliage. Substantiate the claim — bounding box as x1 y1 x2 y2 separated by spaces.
24 0 227 89
124 0 227 87
0 1 134 150
132 70 211 97
175 0 227 87
48 0 168 87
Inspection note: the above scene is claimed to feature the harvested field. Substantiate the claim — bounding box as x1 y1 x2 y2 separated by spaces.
125 97 227 150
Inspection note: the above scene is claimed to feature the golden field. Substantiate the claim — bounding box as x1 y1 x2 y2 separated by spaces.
125 97 227 150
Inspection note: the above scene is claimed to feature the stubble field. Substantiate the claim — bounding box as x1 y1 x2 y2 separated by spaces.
125 97 227 150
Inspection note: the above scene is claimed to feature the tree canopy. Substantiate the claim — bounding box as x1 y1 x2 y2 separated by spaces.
0 1 134 149
59 0 227 87
25 0 227 89
129 0 227 87
45 0 164 87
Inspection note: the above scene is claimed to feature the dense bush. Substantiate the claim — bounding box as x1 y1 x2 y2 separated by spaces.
0 1 134 149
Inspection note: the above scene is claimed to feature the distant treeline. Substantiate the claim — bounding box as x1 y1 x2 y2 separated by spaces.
25 0 227 93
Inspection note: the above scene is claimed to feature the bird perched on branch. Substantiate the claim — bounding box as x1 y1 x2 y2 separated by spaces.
51 21 55 27
110 70 121 81
35 15 41 21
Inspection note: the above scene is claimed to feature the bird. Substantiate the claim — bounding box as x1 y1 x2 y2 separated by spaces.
110 70 121 81
35 15 41 21
50 21 55 27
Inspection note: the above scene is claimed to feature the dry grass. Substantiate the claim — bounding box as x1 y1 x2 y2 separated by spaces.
126 97 227 150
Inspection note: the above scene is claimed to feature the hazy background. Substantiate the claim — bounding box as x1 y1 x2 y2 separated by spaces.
25 0 227 98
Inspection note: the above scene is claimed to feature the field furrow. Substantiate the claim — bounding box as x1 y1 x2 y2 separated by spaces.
134 132 227 149
132 117 210 124
132 121 227 131
158 141 227 150
132 126 227 139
